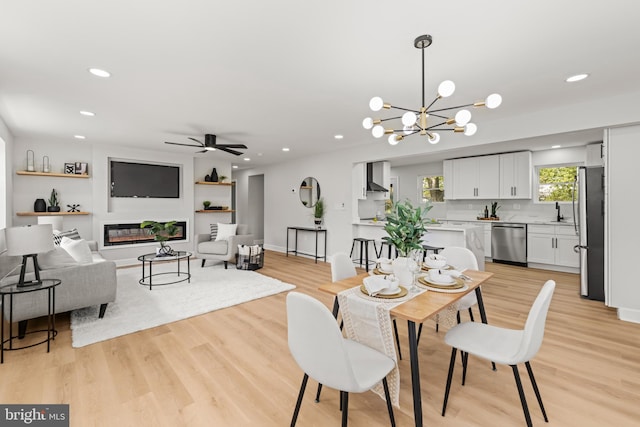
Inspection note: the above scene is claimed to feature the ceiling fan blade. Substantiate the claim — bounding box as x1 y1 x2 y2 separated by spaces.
217 144 248 149
188 137 204 146
216 146 244 156
165 141 203 148
196 149 208 153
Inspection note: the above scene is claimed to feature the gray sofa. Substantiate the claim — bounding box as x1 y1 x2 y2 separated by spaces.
196 224 254 269
0 241 117 333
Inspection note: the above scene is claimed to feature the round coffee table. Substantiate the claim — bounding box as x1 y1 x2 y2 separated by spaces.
138 251 191 290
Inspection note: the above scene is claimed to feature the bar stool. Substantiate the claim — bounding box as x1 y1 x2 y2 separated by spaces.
422 244 444 261
350 238 377 272
376 241 397 259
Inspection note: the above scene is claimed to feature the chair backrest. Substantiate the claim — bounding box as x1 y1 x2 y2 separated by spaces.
286 292 359 391
439 247 479 271
517 280 556 362
331 252 357 282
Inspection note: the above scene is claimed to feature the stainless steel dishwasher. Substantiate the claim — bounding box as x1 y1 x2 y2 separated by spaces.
491 223 527 266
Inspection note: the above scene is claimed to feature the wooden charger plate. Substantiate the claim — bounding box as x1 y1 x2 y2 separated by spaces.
418 276 464 289
360 285 408 299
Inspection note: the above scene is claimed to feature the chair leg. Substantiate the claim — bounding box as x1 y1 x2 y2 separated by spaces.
364 241 370 272
341 390 349 427
525 361 549 422
435 322 439 333
314 384 322 403
382 377 396 427
442 347 458 416
18 320 28 339
98 303 108 318
392 319 402 360
468 307 475 322
291 374 308 427
461 351 468 385
223 261 228 269
417 323 423 344
456 311 461 324
511 365 533 427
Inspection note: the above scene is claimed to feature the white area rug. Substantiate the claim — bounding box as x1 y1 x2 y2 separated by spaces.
70 262 295 347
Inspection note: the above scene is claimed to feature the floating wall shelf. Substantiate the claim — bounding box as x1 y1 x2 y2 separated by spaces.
16 212 91 216
17 171 90 179
195 181 233 186
195 210 234 213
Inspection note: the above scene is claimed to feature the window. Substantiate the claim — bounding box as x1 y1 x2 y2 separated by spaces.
536 165 578 202
419 175 444 203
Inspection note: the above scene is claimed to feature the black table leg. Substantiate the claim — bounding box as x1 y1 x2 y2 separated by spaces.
149 261 153 290
475 286 496 371
286 227 289 257
187 255 191 283
315 231 318 263
1 294 5 363
407 320 423 427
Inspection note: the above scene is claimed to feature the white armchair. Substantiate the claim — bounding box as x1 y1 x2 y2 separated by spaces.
195 224 254 269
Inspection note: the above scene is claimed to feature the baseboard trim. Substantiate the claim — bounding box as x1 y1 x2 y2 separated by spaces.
617 308 640 324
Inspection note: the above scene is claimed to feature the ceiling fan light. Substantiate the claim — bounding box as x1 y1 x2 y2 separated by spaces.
362 117 374 129
464 123 478 136
372 125 385 138
388 134 400 145
438 80 456 98
401 112 417 126
485 93 502 109
369 97 384 112
427 132 440 144
455 109 472 126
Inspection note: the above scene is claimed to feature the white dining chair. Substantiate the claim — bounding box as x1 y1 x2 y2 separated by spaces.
331 252 357 282
287 292 396 427
441 280 556 427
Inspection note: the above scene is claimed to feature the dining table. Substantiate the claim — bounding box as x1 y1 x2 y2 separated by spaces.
318 269 494 427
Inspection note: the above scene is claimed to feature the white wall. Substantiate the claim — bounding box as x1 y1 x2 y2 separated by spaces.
0 116 12 230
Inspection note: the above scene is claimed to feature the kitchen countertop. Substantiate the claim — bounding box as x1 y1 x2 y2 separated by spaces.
355 218 575 227
354 220 482 231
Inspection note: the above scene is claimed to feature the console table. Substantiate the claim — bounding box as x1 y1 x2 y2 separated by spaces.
286 227 327 263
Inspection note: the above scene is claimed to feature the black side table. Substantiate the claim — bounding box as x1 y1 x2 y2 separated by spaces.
0 279 60 363
286 226 327 263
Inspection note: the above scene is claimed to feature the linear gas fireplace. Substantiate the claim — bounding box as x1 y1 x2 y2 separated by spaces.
103 221 187 247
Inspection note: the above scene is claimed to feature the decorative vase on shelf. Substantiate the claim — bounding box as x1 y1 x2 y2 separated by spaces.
34 199 46 212
210 168 219 182
204 174 211 182
47 206 61 212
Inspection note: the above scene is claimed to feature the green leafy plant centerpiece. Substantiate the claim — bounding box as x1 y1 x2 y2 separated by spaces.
383 199 432 256
313 197 325 228
140 220 179 256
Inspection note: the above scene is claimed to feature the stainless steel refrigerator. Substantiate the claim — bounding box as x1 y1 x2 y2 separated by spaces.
573 166 605 301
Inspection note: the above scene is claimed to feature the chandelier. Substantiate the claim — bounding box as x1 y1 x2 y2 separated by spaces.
363 34 502 145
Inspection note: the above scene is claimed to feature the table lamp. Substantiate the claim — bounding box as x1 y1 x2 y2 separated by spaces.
5 224 54 287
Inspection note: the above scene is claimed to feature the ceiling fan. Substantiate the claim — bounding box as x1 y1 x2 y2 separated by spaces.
164 133 247 156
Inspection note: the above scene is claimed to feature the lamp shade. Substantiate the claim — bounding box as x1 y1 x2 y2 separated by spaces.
37 215 63 232
5 224 54 256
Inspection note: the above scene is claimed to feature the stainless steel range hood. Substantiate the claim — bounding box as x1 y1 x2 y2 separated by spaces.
366 162 388 192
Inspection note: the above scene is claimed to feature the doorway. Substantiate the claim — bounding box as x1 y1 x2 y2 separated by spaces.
247 174 264 243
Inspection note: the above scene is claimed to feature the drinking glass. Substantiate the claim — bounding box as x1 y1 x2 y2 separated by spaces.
407 249 422 293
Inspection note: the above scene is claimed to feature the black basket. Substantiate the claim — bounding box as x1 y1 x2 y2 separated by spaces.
237 245 264 270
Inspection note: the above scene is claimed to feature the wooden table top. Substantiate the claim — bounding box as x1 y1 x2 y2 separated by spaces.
318 270 494 323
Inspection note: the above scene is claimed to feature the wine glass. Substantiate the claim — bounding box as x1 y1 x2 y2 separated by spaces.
407 249 422 293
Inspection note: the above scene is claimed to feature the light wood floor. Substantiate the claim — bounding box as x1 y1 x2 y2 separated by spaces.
1 252 639 426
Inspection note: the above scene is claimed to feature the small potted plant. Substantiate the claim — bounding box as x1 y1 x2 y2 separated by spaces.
203 200 211 210
313 197 324 228
490 201 501 219
219 175 228 183
47 189 60 212
140 220 179 256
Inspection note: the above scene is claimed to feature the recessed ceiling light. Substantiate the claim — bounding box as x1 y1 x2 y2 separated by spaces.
79 110 95 116
334 134 344 140
232 165 238 169
74 135 86 140
282 147 290 152
88 68 111 78
551 145 561 149
257 153 263 157
243 157 250 161
566 73 589 83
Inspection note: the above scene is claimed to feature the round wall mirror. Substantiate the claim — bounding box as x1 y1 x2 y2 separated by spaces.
299 177 321 208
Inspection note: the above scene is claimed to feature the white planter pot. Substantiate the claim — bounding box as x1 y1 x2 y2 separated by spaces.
392 256 413 286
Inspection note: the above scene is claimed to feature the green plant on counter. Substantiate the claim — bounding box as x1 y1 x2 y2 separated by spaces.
383 199 432 257
491 201 501 218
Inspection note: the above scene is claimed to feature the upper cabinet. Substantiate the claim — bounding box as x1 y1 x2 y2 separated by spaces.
499 151 532 199
445 151 532 200
352 162 367 200
450 155 500 199
585 142 604 166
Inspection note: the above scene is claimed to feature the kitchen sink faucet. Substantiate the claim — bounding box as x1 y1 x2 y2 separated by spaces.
555 202 564 222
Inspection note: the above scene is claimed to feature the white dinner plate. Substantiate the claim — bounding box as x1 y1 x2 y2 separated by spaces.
377 287 402 296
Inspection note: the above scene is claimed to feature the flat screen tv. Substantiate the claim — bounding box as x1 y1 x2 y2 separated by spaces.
110 160 180 198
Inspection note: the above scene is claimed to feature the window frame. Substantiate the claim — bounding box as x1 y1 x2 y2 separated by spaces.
417 174 445 204
534 162 581 204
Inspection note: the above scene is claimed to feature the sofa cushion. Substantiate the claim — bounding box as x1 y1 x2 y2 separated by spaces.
39 246 79 270
198 240 229 255
60 237 93 264
210 223 218 241
215 223 237 241
53 228 82 245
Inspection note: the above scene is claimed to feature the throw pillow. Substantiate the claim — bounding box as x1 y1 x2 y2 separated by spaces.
60 236 93 264
53 228 82 246
215 223 238 241
210 223 218 241
38 246 79 270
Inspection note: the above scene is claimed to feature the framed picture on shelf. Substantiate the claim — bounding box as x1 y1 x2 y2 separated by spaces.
75 162 88 175
64 163 75 174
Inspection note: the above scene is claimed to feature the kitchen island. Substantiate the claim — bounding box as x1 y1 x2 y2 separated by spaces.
353 221 485 270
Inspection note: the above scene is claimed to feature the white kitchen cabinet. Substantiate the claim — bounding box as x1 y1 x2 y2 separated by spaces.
352 162 366 200
483 223 492 258
451 155 500 199
499 151 532 199
585 143 603 166
443 159 454 199
527 225 578 267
